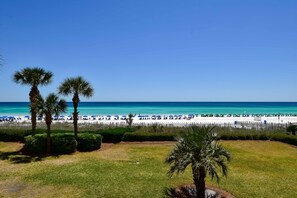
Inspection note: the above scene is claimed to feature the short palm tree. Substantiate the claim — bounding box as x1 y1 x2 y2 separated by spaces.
58 76 94 138
13 67 53 135
38 93 67 154
165 126 231 198
126 113 135 128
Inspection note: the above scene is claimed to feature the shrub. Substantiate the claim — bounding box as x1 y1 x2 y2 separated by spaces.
0 128 74 142
23 133 77 155
96 127 135 143
122 132 175 142
51 134 77 154
271 134 297 146
77 133 102 151
286 124 297 135
23 134 47 155
217 131 272 141
0 129 32 142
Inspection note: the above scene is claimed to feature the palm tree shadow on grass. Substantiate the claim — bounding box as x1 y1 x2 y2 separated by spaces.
0 150 43 164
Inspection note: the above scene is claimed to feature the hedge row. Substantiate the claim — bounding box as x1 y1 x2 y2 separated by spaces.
0 129 32 142
1 127 296 147
270 134 297 146
0 127 132 143
23 133 102 155
95 127 135 143
0 128 73 142
218 132 272 141
217 131 297 146
121 131 297 146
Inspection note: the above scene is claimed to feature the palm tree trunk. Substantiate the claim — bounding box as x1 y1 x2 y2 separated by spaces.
73 110 78 138
193 167 206 198
46 124 51 155
46 115 52 155
29 86 39 136
72 94 79 139
31 110 37 136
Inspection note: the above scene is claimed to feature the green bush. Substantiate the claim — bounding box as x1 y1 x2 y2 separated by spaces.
23 133 77 155
217 130 297 146
271 134 297 146
286 124 297 135
0 128 74 142
122 132 175 142
0 129 32 142
96 127 135 143
51 134 77 154
23 134 47 155
77 133 102 151
217 131 272 141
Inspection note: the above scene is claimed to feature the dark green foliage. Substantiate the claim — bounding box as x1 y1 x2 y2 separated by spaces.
96 127 135 143
50 134 77 154
0 129 32 142
122 132 175 142
217 130 297 146
218 132 271 140
126 113 136 127
0 128 74 142
23 133 77 155
270 134 297 146
23 134 47 155
286 124 297 135
77 133 102 151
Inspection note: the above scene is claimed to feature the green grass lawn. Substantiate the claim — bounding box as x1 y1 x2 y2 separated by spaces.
0 141 296 198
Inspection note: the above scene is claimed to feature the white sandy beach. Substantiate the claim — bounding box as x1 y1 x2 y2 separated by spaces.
2 114 297 127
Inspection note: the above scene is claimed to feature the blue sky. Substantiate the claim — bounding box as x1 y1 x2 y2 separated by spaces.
0 0 296 102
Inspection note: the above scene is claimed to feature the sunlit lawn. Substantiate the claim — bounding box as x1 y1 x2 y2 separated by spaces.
0 141 296 198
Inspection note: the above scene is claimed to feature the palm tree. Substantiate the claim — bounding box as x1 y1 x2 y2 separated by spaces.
58 76 94 138
13 67 53 135
165 126 231 198
126 113 135 128
37 93 67 154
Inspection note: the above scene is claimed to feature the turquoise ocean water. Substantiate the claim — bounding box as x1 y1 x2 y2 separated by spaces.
0 102 297 116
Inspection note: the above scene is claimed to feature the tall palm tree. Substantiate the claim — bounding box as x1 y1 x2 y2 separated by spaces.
165 126 231 198
58 76 94 138
13 67 53 135
37 93 67 154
